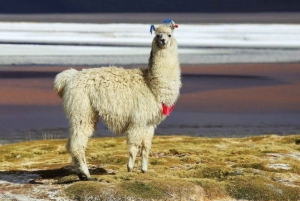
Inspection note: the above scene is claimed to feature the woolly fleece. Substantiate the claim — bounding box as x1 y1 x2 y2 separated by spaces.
54 24 181 179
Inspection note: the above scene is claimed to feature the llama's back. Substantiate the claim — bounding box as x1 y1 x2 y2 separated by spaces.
60 67 163 134
54 68 78 98
86 67 163 133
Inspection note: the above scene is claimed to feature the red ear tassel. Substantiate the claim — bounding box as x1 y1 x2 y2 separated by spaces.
174 24 178 28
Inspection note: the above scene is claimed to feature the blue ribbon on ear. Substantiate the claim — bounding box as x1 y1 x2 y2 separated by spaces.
163 19 172 24
149 24 155 35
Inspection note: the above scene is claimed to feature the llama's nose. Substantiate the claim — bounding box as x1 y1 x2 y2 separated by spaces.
161 39 165 45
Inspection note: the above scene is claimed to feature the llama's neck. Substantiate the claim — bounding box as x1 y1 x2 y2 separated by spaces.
147 46 181 106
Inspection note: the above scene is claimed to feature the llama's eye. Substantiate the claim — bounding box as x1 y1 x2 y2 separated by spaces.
156 35 159 37
168 35 171 37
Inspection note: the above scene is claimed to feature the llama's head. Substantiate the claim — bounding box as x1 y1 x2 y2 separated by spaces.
150 19 178 50
152 25 174 49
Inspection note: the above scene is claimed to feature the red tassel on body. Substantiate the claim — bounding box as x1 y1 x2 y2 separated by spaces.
162 103 174 116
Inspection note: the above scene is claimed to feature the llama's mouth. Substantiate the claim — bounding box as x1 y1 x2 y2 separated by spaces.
155 39 167 49
158 42 167 48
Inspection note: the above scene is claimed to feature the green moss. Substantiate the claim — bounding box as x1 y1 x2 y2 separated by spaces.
198 138 223 144
58 150 68 155
195 179 227 200
40 145 57 151
120 180 164 199
5 152 34 160
227 176 300 201
169 148 180 155
179 165 237 179
233 162 265 170
290 163 300 174
119 178 203 200
280 136 300 144
65 181 116 200
230 149 254 155
65 177 202 200
90 154 127 166
180 156 198 163
247 136 266 142
150 158 167 165
34 151 45 155
99 142 117 148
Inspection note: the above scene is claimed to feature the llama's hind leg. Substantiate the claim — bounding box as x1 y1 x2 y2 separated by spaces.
66 118 97 180
141 126 154 173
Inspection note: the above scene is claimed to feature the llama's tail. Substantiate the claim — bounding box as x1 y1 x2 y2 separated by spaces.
54 68 78 98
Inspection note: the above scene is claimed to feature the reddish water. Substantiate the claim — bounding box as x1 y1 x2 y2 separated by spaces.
0 64 300 143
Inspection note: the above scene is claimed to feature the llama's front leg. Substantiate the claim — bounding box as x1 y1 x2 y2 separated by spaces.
141 126 154 173
126 126 142 172
141 146 149 173
127 143 139 172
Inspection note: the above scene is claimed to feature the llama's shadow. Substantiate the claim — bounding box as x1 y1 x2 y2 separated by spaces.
0 166 114 185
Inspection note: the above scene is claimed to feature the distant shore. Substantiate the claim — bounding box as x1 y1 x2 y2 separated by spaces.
1 13 300 24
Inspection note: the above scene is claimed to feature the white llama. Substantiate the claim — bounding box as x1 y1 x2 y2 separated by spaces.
54 20 181 180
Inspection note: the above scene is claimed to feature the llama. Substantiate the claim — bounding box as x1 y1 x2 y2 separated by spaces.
54 20 181 180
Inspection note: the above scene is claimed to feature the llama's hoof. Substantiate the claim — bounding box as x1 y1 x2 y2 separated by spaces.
77 173 95 181
141 169 147 173
127 165 133 172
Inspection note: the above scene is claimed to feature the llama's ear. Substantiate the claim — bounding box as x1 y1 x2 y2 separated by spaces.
150 25 155 35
